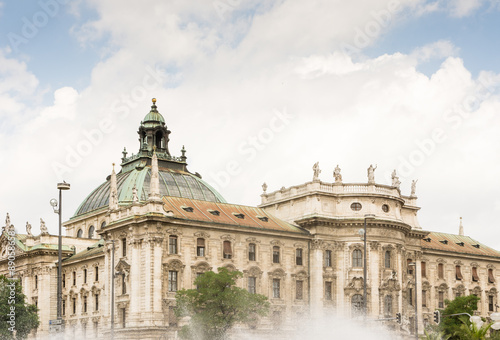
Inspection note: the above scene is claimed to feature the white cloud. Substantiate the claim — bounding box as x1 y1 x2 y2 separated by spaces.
448 0 483 17
2 0 500 251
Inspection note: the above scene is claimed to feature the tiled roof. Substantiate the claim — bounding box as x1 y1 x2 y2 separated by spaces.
162 197 309 235
422 232 500 258
63 239 104 263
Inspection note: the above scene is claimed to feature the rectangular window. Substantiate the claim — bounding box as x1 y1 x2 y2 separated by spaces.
95 294 99 311
422 290 427 307
73 271 76 286
122 308 126 328
438 292 444 308
84 269 87 284
169 306 178 327
122 239 127 257
197 238 205 257
456 265 463 280
83 296 87 313
62 299 66 316
407 259 413 275
273 279 280 298
95 267 99 282
296 248 303 266
325 250 332 267
248 243 256 261
273 246 280 264
168 271 178 292
35 275 38 289
438 263 444 279
72 297 76 314
94 321 98 337
385 251 391 269
488 269 495 283
169 236 178 254
489 296 494 312
409 288 413 306
121 274 126 295
296 280 303 300
325 281 332 300
421 262 426 278
62 274 66 288
248 277 256 294
223 241 232 259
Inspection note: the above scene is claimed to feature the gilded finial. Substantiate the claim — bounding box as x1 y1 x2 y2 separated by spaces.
112 163 115 169
152 98 156 104
153 145 157 152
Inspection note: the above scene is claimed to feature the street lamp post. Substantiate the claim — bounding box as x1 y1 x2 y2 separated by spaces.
50 182 70 323
359 214 375 317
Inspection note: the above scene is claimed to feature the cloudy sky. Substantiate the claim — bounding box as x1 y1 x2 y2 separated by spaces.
1 0 500 249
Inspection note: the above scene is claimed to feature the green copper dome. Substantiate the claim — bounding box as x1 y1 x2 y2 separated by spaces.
74 167 226 217
143 98 165 125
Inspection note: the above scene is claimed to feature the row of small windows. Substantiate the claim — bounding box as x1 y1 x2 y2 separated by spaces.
61 266 99 288
76 222 106 238
435 263 495 283
168 236 307 265
61 293 100 316
180 207 269 222
350 202 390 212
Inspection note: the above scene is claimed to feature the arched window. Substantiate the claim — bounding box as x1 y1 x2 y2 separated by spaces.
352 249 362 267
351 294 363 316
384 295 393 316
88 226 95 239
77 229 83 238
385 251 391 268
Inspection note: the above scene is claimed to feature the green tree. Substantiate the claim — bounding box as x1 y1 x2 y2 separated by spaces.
454 315 492 340
0 275 40 339
439 295 480 340
175 267 270 340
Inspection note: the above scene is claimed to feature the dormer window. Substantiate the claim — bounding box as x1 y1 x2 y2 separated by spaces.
257 216 268 222
456 242 464 247
233 213 245 219
472 244 480 249
439 240 448 245
423 238 431 242
182 206 194 212
208 210 220 216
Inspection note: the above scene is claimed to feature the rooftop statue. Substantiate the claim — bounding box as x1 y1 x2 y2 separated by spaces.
312 162 321 181
333 165 342 183
391 169 401 189
411 179 418 196
26 222 32 236
40 218 48 235
262 182 268 193
367 164 377 184
132 185 139 203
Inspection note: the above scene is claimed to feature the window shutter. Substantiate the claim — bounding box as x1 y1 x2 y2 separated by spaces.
456 266 463 280
421 262 426 277
197 238 205 246
223 241 232 255
488 269 495 283
472 267 479 282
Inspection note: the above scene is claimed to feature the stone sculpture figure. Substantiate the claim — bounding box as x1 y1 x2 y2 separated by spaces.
40 218 48 234
26 222 32 236
262 182 268 193
132 185 139 203
367 164 377 183
333 165 342 183
411 179 418 196
313 162 321 181
391 169 401 189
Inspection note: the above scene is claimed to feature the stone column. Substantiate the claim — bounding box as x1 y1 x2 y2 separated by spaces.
369 242 380 318
396 245 403 313
415 258 423 333
152 237 164 324
129 239 141 326
309 239 324 320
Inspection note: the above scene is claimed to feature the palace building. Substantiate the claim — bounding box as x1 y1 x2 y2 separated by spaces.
1 99 499 339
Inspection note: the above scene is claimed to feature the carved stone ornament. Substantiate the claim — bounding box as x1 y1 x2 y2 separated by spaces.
268 268 286 279
164 259 185 272
244 266 263 278
246 237 261 243
166 228 182 236
311 239 324 250
194 231 210 239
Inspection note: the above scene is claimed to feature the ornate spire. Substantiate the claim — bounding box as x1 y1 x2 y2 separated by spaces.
149 146 161 202
459 217 464 236
109 163 119 210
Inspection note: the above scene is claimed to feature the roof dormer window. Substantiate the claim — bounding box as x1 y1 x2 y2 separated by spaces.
233 213 245 219
208 210 220 216
182 206 194 212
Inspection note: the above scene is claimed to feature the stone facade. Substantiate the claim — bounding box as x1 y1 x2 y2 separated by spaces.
1 101 499 339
